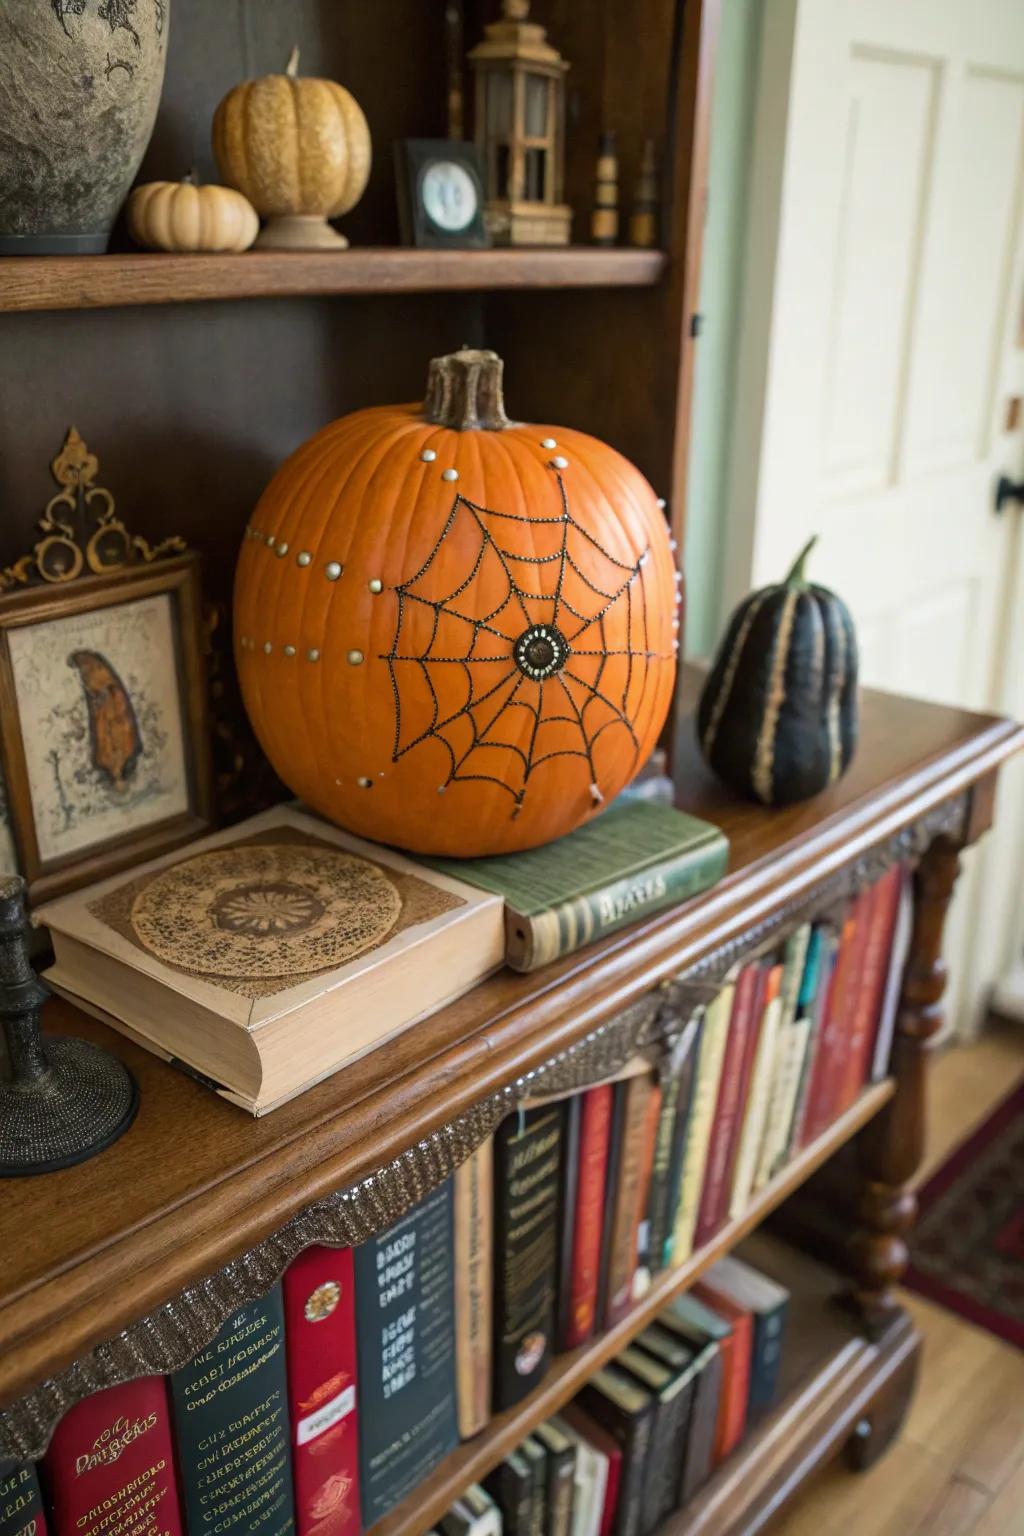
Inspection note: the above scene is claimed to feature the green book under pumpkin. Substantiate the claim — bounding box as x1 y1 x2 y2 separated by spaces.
424 799 728 971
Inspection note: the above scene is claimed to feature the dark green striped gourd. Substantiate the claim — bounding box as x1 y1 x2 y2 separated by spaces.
697 537 858 806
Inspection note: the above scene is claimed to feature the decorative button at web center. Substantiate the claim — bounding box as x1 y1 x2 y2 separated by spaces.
513 624 570 681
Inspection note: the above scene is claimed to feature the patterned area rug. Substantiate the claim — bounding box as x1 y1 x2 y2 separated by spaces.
904 1077 1024 1348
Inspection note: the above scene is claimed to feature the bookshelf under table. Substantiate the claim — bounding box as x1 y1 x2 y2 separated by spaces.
0 678 1021 1534
369 1083 895 1536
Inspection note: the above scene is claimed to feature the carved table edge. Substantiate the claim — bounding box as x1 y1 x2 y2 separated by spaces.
0 791 969 1462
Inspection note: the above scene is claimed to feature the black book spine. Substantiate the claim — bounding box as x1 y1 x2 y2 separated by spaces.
555 1095 582 1350
170 1285 294 1536
679 1347 722 1502
544 1445 576 1536
354 1180 459 1528
520 1437 547 1536
595 1086 627 1324
484 1454 534 1536
645 1382 695 1532
576 1388 653 1536
746 1300 789 1425
492 1107 563 1410
0 1463 44 1536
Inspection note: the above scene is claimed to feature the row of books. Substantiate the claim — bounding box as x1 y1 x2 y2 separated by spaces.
0 1244 788 1536
2 866 908 1536
420 1252 789 1536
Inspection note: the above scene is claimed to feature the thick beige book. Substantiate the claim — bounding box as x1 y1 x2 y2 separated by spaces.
38 806 504 1114
454 1139 494 1438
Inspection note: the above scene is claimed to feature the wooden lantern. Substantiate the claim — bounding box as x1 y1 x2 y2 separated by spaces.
469 0 571 246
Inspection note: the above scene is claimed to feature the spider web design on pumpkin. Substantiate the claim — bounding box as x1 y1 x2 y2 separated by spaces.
380 471 673 818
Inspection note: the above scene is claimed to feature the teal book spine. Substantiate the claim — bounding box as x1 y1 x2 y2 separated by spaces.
170 1286 294 1536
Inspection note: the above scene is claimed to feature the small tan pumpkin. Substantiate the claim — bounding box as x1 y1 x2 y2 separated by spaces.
212 45 371 251
127 178 259 253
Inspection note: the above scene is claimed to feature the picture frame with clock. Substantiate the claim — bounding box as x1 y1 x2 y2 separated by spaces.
395 139 489 249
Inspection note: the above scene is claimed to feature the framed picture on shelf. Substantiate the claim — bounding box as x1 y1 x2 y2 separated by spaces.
395 139 489 249
0 554 212 903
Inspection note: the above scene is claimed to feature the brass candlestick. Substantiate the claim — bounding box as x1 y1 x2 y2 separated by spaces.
0 876 137 1176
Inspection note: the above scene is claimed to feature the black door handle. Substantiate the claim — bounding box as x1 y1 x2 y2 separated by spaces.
995 475 1024 513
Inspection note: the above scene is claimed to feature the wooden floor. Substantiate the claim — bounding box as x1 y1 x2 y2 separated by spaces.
771 1024 1024 1536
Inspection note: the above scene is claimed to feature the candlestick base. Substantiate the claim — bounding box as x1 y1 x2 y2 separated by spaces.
0 1037 138 1177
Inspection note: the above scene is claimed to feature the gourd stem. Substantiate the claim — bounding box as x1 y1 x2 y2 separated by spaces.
423 349 512 431
286 45 300 78
784 534 818 587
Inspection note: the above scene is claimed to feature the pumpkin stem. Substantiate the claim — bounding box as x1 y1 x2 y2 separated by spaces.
784 534 818 587
286 44 300 78
424 349 512 431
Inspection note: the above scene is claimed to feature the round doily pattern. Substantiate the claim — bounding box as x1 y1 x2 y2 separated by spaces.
130 843 402 978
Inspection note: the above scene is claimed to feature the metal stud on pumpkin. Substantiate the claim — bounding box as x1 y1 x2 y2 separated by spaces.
233 349 678 856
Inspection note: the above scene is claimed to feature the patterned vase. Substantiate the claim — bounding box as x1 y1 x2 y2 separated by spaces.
0 0 170 254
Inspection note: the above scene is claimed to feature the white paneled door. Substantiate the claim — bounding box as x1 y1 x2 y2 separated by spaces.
726 0 1024 1035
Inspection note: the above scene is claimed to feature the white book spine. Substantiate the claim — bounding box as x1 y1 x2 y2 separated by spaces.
729 993 783 1218
670 977 736 1263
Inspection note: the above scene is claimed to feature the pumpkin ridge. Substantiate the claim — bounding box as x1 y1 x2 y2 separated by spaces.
553 430 671 763
239 413 395 796
313 419 428 798
701 591 766 758
558 460 646 766
277 419 411 803
751 587 799 804
330 84 371 211
824 597 849 785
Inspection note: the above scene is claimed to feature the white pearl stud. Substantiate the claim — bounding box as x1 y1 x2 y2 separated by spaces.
307 648 321 662
421 448 437 462
347 649 364 665
275 541 288 557
325 561 342 581
441 468 459 482
551 456 569 470
357 776 373 789
368 578 383 594
540 437 557 449
283 644 296 657
297 551 312 567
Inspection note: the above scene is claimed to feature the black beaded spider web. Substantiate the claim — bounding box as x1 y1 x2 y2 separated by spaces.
381 470 672 817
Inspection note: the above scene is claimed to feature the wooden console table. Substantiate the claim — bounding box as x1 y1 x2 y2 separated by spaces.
1 669 1020 1535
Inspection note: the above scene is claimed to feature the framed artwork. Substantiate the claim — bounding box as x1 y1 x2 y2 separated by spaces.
0 429 212 901
395 139 489 249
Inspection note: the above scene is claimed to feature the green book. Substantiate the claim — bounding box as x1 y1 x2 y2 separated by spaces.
424 799 728 972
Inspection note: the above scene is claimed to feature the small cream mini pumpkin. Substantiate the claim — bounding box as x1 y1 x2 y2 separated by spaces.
212 45 371 251
128 178 259 253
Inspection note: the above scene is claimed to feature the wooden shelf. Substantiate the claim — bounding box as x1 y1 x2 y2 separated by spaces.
369 1082 895 1536
0 247 667 314
0 674 1019 1421
666 1232 920 1535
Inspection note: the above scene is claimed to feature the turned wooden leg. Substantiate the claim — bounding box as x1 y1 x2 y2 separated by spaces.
848 834 962 1336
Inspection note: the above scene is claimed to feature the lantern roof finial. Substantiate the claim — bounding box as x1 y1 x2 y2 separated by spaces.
469 0 567 71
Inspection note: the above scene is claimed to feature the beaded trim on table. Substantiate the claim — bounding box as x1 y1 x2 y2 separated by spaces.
0 793 968 1462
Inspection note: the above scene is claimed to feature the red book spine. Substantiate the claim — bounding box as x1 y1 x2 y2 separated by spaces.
693 964 761 1248
42 1378 183 1536
283 1244 361 1536
800 911 858 1146
565 1084 614 1349
825 887 877 1120
693 1284 752 1463
838 868 903 1112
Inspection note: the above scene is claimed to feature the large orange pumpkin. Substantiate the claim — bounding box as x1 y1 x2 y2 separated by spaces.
234 349 679 856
